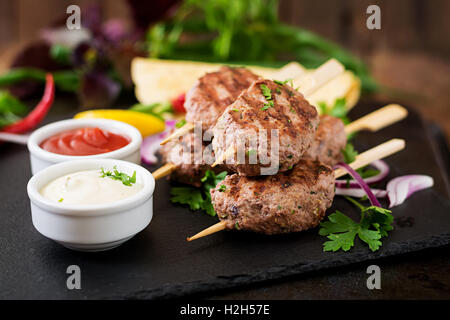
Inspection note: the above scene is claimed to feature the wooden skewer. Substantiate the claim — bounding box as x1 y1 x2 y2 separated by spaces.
152 163 176 180
160 122 195 145
187 138 406 241
211 146 236 168
334 138 405 178
152 106 407 180
160 59 345 146
344 104 408 135
187 221 228 241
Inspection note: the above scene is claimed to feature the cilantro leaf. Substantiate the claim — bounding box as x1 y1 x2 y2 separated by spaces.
170 187 204 211
318 98 350 124
100 166 136 186
319 199 394 252
170 170 228 216
341 142 358 163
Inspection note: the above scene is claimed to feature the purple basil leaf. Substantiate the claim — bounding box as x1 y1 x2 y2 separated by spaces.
79 71 121 108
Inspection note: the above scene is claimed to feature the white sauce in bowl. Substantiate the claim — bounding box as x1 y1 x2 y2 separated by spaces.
40 169 143 205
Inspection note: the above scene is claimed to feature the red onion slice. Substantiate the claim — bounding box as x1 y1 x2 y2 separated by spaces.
386 175 434 208
141 120 176 165
335 160 389 188
335 187 387 198
334 162 382 207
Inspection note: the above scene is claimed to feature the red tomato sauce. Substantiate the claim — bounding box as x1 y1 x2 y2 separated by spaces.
40 127 130 156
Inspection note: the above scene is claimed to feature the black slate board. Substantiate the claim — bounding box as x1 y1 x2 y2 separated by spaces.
0 101 449 299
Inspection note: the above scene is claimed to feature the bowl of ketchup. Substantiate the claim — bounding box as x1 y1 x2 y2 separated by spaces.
28 119 142 174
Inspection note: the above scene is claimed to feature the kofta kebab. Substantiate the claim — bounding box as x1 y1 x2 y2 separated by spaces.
150 60 407 239
153 59 407 182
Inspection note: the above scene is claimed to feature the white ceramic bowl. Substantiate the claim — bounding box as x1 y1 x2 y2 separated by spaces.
27 119 142 175
27 159 155 252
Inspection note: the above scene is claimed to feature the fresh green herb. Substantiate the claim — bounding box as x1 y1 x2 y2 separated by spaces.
318 98 350 124
287 165 293 170
218 185 227 192
276 87 282 94
0 91 27 129
58 198 64 203
291 209 295 214
131 101 173 121
50 44 72 65
175 119 187 128
277 205 282 210
260 83 275 110
319 197 394 252
231 108 240 112
235 222 240 230
100 166 137 186
273 79 291 86
341 142 358 164
170 170 227 216
260 84 272 100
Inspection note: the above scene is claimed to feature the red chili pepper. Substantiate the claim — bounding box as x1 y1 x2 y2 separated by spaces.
1 73 55 134
171 93 186 113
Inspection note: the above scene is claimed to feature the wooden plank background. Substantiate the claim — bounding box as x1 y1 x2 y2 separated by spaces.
0 0 448 58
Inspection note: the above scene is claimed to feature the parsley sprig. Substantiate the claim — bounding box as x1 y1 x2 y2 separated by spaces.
170 170 227 216
319 197 393 252
100 166 137 186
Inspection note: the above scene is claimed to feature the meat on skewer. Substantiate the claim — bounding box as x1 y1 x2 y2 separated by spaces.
211 78 318 176
152 104 408 184
161 59 345 145
211 159 335 234
185 66 259 131
187 138 406 241
157 132 228 187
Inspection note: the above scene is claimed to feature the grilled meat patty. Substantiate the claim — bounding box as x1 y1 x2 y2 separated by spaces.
211 160 335 235
184 66 259 130
212 79 319 176
304 115 346 165
159 132 227 187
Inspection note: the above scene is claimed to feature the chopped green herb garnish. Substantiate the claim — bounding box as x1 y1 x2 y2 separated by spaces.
231 108 240 112
218 185 227 192
58 198 64 202
277 205 282 210
235 222 240 230
273 79 290 86
175 119 187 128
319 197 394 252
100 166 137 186
260 84 272 100
287 165 293 170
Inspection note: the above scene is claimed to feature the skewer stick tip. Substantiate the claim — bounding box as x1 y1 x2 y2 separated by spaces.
187 221 227 241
